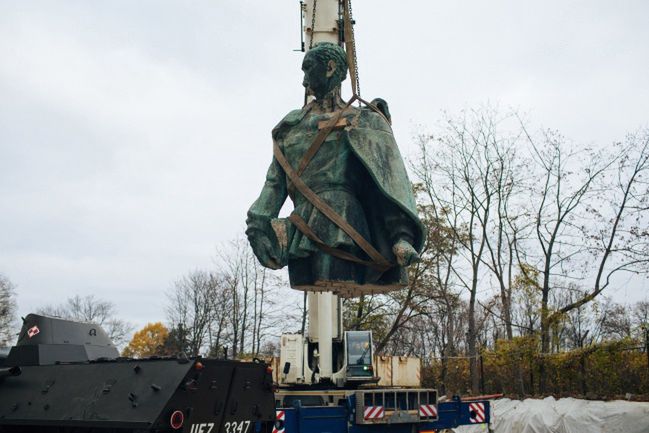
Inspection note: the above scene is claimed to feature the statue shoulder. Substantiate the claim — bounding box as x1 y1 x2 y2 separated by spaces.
357 97 393 133
366 98 391 123
272 108 308 140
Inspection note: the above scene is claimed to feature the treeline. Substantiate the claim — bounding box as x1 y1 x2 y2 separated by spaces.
162 239 301 359
424 336 649 399
344 107 649 396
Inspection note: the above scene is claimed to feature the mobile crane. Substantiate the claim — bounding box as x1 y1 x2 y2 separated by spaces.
271 2 493 432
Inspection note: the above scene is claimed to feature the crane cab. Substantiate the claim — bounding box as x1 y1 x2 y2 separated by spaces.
343 331 375 382
279 330 377 387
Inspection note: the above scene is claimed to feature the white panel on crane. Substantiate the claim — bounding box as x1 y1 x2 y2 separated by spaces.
308 292 342 342
279 334 306 384
303 0 339 48
317 293 333 379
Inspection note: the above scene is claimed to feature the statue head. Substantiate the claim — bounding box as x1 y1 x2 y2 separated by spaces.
302 42 348 100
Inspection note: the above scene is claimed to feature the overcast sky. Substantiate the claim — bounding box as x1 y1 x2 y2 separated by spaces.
1 0 648 331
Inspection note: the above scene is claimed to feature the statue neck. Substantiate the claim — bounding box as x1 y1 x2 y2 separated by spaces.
312 86 345 113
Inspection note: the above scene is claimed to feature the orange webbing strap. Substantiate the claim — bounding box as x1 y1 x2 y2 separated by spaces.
288 213 389 272
297 94 391 178
342 0 358 97
296 95 358 176
273 140 392 270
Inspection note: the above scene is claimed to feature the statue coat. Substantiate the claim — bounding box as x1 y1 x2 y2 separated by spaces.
246 102 425 296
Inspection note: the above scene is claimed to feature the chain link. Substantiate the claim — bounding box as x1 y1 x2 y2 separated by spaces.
309 0 318 49
309 0 361 100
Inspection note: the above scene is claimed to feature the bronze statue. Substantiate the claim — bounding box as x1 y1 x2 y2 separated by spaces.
246 42 424 297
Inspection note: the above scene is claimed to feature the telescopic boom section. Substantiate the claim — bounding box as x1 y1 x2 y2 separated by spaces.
303 0 340 49
302 0 344 383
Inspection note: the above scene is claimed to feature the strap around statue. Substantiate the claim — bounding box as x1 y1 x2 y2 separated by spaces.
296 96 357 176
272 137 392 271
296 94 391 177
288 213 390 272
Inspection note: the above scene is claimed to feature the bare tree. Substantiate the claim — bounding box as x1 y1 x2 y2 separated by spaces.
0 274 17 346
38 294 133 346
510 265 541 336
520 129 610 391
410 106 648 394
520 127 649 391
373 267 432 355
166 271 227 356
166 238 295 360
412 108 524 393
598 302 632 341
633 301 649 330
631 301 649 346
547 130 649 319
481 141 527 340
557 289 599 350
218 238 285 358
207 275 235 357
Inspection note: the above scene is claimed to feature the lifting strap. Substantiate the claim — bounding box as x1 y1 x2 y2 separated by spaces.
297 95 358 176
273 94 392 272
272 132 392 271
297 94 391 178
288 213 389 271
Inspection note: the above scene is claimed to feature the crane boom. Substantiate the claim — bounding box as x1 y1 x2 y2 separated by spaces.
301 0 345 384
272 5 492 432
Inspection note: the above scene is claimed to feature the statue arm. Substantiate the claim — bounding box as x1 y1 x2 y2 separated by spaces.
246 156 288 269
247 156 287 225
384 211 416 246
384 209 420 267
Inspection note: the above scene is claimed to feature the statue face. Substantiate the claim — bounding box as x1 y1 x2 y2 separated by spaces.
302 51 338 100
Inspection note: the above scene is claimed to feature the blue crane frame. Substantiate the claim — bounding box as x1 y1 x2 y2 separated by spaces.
278 396 491 433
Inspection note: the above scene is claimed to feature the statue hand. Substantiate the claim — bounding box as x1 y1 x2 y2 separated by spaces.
248 232 282 270
392 239 421 267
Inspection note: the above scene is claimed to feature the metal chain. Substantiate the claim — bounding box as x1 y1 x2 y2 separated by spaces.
346 0 361 99
309 0 318 49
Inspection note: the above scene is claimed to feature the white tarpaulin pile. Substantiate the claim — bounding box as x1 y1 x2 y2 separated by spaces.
454 396 649 433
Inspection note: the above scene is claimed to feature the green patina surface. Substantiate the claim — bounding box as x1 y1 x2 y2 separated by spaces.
245 42 424 296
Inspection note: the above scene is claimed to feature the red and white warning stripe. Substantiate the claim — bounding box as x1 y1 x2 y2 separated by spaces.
418 404 438 418
469 402 486 423
363 406 385 420
272 410 285 433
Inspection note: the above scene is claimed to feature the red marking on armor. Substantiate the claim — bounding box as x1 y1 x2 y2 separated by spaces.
27 326 40 338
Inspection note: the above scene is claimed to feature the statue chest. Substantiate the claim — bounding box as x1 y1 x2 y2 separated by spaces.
281 113 354 168
279 111 365 187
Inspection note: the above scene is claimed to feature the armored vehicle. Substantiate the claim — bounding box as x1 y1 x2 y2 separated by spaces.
0 314 276 433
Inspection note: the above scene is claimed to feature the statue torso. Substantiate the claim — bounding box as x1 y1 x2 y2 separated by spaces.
278 107 365 203
272 105 374 256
